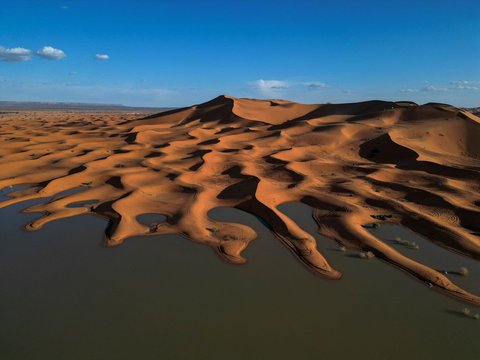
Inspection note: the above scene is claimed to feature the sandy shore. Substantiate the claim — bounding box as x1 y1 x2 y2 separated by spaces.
1 96 479 304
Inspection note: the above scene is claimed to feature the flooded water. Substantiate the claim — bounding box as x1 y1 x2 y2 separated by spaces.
1 191 479 360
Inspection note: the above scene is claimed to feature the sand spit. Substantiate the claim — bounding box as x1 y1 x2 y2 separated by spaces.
1 96 480 304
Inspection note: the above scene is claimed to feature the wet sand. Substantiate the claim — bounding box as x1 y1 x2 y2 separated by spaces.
1 197 479 359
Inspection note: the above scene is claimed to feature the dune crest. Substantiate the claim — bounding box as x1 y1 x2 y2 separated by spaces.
1 96 480 304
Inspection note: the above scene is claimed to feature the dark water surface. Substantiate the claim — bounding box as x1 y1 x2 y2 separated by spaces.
1 190 479 360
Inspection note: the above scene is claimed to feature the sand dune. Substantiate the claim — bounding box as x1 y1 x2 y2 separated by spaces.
1 96 480 304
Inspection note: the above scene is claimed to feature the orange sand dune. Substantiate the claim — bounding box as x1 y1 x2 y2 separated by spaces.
1 96 480 304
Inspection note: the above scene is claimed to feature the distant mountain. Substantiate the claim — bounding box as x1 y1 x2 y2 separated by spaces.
0 101 173 112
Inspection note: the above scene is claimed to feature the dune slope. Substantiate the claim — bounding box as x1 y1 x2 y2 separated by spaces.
1 96 480 305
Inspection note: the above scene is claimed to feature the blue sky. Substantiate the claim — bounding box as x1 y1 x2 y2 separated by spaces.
0 0 479 107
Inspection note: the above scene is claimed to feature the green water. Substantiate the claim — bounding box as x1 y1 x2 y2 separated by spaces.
0 190 479 360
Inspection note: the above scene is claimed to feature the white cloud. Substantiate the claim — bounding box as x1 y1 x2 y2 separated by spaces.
450 80 476 85
399 81 478 93
452 84 478 90
251 79 288 96
306 82 328 90
256 79 288 90
95 54 110 60
0 46 33 62
36 46 66 60
421 85 447 92
449 81 478 90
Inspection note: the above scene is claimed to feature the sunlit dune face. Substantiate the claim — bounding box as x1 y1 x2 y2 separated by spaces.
1 96 480 305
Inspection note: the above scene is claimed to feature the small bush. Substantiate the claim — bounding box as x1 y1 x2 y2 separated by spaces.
208 226 219 235
394 237 419 250
359 251 374 259
371 214 393 221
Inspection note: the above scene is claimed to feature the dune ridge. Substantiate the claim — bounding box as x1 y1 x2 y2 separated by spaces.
1 96 480 305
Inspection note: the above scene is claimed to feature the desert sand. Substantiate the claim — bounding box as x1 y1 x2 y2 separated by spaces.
0 96 479 305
